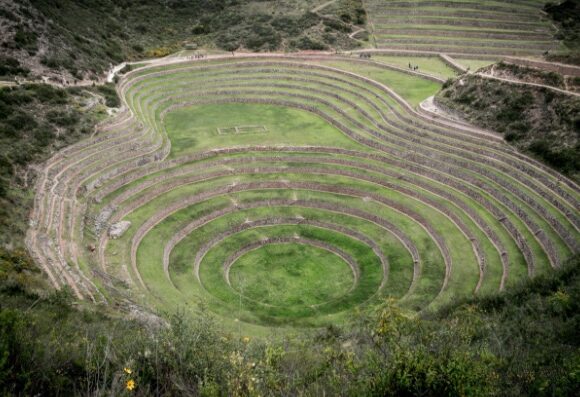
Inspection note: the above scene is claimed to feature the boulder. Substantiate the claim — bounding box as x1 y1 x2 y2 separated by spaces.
108 221 131 239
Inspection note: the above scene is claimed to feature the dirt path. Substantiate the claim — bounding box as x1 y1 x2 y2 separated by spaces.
419 96 501 139
312 0 337 13
439 54 468 73
349 28 366 39
107 62 127 83
476 72 580 97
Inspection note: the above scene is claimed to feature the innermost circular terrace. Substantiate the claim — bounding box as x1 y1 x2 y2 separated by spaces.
228 241 356 308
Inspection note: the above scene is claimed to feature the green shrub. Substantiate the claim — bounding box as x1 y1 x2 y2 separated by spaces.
0 56 29 77
369 350 492 397
271 15 301 35
191 24 211 35
245 24 281 51
336 0 367 25
41 55 75 71
46 110 80 126
95 84 120 108
216 32 240 52
118 64 133 75
0 8 19 22
442 78 454 89
30 84 69 104
5 111 37 131
323 17 351 33
131 43 144 53
13 28 37 54
294 35 328 51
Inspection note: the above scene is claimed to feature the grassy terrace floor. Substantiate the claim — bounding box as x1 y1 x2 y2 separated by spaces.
369 55 459 79
26 55 580 336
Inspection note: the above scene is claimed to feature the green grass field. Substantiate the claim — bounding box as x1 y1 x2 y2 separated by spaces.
372 55 459 79
164 103 366 157
451 58 498 71
229 243 355 307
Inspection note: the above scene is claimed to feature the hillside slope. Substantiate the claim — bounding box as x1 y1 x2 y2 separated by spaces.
546 0 580 64
364 0 557 56
0 0 365 82
0 83 115 248
436 71 580 180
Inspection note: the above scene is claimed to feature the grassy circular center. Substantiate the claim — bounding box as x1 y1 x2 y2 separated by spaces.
229 243 355 308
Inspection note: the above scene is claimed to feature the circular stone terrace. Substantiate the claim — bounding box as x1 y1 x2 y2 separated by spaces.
26 53 580 334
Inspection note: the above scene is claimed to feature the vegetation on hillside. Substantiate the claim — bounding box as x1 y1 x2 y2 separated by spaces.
0 3 578 395
437 74 580 180
0 84 110 247
546 0 580 65
327 0 367 25
478 61 580 94
482 62 566 89
1 244 578 396
0 0 366 81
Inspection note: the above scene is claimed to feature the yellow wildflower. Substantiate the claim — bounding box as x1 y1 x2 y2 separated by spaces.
126 379 136 391
242 336 250 343
124 367 132 375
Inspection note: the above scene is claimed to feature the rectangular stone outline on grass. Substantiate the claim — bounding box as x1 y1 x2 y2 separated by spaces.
216 125 268 135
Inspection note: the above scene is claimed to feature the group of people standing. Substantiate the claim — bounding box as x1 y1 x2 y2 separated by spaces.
189 52 207 60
